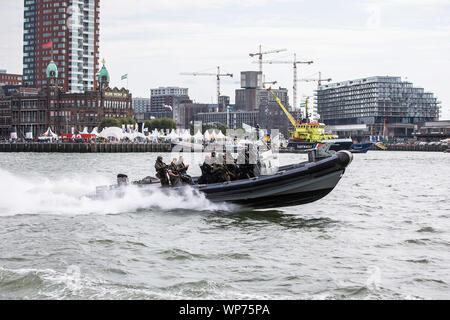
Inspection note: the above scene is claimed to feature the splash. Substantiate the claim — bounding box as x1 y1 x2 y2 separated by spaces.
0 168 232 216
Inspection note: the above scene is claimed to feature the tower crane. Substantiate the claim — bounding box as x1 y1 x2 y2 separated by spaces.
263 80 277 86
258 53 313 109
249 45 287 76
298 72 332 121
299 72 332 86
180 66 233 110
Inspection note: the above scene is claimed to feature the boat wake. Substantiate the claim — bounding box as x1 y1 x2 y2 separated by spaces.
0 168 232 217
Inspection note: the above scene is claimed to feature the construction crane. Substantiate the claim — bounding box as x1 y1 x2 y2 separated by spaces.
180 66 233 110
249 45 287 75
299 72 332 86
258 53 313 109
298 72 332 121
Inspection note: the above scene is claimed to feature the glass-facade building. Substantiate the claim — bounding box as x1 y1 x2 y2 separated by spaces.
316 76 440 125
23 0 100 93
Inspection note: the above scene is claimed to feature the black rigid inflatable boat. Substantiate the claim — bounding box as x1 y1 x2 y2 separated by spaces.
90 149 353 209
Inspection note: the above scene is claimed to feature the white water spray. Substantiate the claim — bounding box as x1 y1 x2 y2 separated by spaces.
0 168 231 216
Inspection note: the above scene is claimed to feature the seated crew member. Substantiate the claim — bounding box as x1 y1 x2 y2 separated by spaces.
211 154 230 183
177 156 193 185
224 152 237 181
199 155 214 184
237 148 255 179
168 158 182 187
155 156 169 187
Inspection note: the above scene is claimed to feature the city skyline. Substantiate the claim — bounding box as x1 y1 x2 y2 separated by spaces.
1 0 449 119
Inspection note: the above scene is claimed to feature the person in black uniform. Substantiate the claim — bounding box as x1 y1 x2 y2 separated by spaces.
199 155 214 184
211 153 230 182
155 156 169 187
225 151 237 181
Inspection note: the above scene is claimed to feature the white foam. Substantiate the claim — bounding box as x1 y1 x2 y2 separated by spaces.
0 168 232 216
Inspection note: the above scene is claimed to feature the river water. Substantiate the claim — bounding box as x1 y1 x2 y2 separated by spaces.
0 151 449 300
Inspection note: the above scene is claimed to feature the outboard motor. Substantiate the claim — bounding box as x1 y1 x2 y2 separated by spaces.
117 174 129 186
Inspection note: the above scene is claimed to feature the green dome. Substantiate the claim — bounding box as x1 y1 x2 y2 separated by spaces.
96 64 110 84
46 61 58 78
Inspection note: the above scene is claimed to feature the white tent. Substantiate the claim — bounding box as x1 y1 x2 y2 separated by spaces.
80 127 89 134
43 127 58 138
90 127 99 136
182 130 191 142
122 131 134 140
209 130 217 140
216 130 225 141
39 127 58 140
204 130 211 141
167 129 178 141
194 130 203 143
133 132 146 141
99 127 124 140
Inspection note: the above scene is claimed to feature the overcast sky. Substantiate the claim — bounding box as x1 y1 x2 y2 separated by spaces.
1 0 449 119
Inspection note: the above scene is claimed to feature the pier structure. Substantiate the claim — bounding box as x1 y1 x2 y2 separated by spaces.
0 143 171 153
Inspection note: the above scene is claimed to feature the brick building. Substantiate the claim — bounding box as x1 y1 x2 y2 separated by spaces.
2 61 132 139
0 70 23 86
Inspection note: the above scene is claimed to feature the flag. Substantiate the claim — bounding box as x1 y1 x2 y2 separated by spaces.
121 74 128 80
42 41 53 48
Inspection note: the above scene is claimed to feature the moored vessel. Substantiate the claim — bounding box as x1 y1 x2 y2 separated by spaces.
268 88 353 152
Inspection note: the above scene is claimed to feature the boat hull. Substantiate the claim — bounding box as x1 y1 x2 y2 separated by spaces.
350 142 373 154
195 151 352 208
287 140 353 152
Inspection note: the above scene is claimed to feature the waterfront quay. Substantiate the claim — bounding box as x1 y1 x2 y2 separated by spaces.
371 143 449 152
0 142 171 153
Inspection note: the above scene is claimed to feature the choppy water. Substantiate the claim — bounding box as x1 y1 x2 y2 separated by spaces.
0 151 449 300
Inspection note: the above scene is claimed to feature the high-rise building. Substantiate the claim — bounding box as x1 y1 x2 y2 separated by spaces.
194 110 259 130
23 0 100 92
133 97 150 114
316 76 441 139
150 87 190 112
233 72 291 136
235 71 289 111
